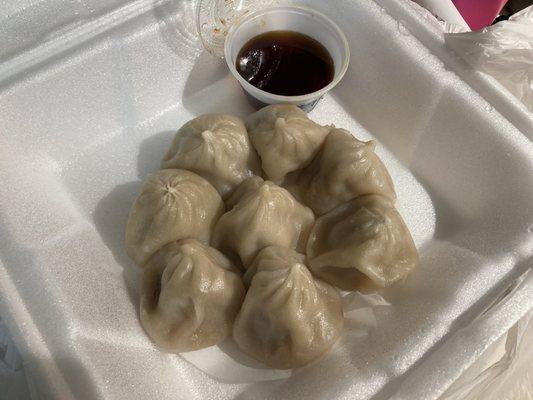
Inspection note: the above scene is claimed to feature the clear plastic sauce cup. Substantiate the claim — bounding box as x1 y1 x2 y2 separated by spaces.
221 5 350 111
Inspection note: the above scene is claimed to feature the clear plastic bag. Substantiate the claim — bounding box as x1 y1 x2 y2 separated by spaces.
445 6 533 112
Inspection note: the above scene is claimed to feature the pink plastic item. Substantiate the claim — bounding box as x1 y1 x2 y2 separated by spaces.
451 0 508 30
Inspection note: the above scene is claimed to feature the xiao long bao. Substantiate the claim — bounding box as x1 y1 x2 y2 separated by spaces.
125 104 419 369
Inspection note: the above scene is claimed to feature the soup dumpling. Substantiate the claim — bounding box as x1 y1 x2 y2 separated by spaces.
125 169 224 266
225 175 264 210
212 180 314 267
246 104 329 183
286 128 395 216
161 114 260 198
141 239 245 352
233 246 343 369
307 195 418 290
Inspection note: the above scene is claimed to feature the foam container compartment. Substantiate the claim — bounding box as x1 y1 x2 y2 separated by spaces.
0 0 532 399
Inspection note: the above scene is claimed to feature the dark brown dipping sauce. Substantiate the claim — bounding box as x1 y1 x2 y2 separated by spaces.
236 30 334 96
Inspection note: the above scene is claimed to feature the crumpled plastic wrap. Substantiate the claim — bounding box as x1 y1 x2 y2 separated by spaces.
0 318 32 400
445 6 533 112
441 294 533 400
390 268 533 400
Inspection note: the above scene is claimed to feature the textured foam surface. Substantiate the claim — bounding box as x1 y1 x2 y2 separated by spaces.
0 0 532 399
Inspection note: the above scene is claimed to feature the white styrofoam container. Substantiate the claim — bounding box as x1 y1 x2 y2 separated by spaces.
0 0 532 399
